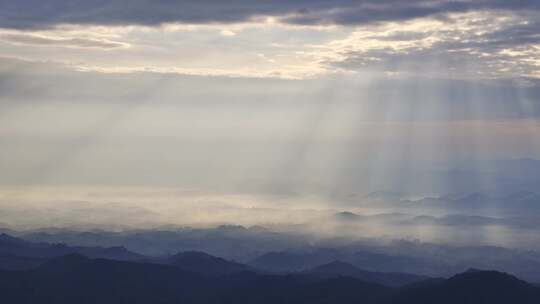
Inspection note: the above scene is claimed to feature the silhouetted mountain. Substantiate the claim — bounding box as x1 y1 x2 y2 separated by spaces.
388 270 540 304
0 233 26 246
19 226 303 259
250 249 428 276
250 250 347 272
219 274 390 304
0 254 212 304
0 233 144 270
0 254 538 304
305 261 429 287
166 251 251 276
0 254 391 304
13 227 540 282
0 254 44 270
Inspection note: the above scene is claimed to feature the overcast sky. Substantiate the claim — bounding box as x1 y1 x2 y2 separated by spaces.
1 1 540 230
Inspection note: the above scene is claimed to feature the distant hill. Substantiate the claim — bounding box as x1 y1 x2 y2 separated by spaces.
305 261 429 287
0 233 144 270
18 225 304 259
249 249 427 275
249 249 348 272
12 227 540 282
166 251 251 276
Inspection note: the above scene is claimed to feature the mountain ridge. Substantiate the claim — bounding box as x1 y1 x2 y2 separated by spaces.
1 254 539 304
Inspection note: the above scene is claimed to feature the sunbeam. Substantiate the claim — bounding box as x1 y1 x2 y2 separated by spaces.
1 3 540 300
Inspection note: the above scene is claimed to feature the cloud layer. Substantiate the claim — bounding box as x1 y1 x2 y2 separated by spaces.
324 12 540 79
0 32 127 49
1 0 539 29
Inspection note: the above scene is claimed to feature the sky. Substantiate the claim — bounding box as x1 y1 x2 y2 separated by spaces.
1 1 540 236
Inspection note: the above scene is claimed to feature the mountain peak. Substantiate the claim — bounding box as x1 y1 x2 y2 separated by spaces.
448 269 529 289
306 260 428 287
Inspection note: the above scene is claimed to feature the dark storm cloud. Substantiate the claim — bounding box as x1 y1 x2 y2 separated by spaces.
0 0 539 29
282 1 540 25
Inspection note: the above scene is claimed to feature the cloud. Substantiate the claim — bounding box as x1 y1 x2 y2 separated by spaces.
220 30 236 37
0 56 538 118
0 32 128 49
0 0 539 29
1 3 538 81
320 12 540 80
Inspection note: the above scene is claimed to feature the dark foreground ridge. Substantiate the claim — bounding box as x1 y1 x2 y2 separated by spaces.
2 233 540 303
165 251 252 276
304 260 429 287
1 253 540 304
